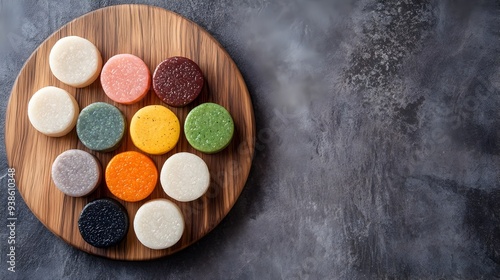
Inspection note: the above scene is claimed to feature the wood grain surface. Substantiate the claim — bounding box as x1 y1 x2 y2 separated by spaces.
5 4 255 260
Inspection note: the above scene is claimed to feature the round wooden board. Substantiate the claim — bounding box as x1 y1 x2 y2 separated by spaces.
5 4 255 260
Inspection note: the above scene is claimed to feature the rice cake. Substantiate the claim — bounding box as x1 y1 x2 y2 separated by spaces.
49 36 102 88
51 149 101 197
76 102 125 152
160 152 210 202
27 86 79 137
184 103 234 153
134 199 184 250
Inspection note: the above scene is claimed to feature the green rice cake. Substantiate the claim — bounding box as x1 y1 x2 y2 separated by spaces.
184 103 234 153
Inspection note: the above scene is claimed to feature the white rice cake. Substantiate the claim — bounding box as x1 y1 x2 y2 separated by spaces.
160 152 210 202
49 36 102 88
28 86 79 137
134 199 184 250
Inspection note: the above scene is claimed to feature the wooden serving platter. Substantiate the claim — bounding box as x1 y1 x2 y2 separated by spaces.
5 4 255 260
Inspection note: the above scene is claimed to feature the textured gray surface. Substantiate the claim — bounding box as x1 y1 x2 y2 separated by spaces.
1 0 500 279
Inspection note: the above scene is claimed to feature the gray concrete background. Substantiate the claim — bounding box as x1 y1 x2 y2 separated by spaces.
1 0 500 279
